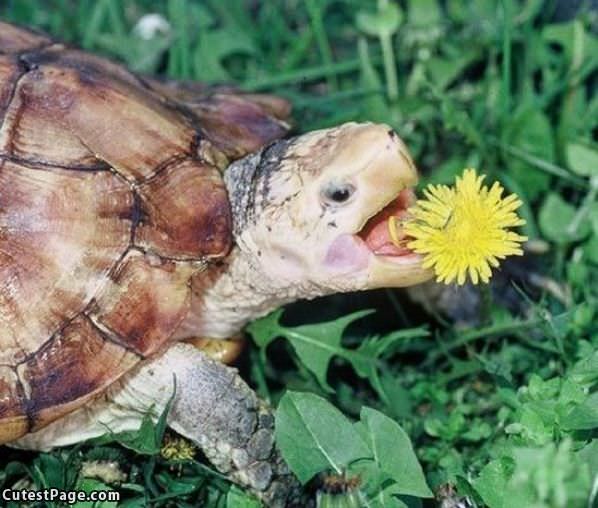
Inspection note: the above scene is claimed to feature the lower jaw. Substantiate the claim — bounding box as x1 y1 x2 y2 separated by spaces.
366 254 433 288
371 250 421 265
322 232 432 288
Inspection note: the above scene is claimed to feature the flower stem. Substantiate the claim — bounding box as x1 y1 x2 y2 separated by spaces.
567 175 598 237
480 284 494 326
380 34 399 103
305 0 338 91
377 0 399 104
500 0 512 119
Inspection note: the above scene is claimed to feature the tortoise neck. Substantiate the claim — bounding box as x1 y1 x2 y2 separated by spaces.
175 247 300 339
173 153 295 338
175 148 319 339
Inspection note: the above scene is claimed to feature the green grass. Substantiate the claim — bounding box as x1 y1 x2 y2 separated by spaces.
1 1 598 507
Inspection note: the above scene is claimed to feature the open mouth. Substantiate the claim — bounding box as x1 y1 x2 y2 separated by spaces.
356 188 417 260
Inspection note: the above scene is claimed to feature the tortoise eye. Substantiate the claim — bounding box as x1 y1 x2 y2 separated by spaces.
321 182 356 206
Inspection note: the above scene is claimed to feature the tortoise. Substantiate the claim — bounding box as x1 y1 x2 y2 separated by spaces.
0 22 432 506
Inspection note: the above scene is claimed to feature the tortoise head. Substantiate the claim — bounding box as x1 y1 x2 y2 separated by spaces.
224 122 433 297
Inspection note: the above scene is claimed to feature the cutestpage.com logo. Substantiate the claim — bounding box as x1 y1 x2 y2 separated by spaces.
2 487 120 504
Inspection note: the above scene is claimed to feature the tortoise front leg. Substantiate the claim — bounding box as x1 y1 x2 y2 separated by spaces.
165 346 304 507
12 344 305 507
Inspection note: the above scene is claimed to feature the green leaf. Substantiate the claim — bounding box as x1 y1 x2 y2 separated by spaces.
32 453 66 489
110 413 162 455
355 407 433 498
246 308 285 349
353 328 429 381
93 384 176 455
356 4 402 38
472 457 515 508
374 372 414 420
194 25 256 82
504 108 554 200
275 391 370 484
584 235 598 264
576 439 598 478
566 142 598 177
538 193 589 244
543 20 598 65
407 0 441 25
569 350 598 385
290 311 373 391
74 479 117 508
425 50 479 91
248 309 374 391
562 392 598 430
226 486 262 508
357 37 388 123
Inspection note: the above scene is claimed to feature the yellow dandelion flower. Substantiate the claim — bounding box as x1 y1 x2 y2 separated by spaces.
397 168 527 285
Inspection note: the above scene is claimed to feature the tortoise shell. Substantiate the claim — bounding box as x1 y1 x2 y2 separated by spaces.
0 22 290 444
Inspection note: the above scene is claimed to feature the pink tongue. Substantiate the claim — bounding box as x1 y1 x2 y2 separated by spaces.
358 192 413 256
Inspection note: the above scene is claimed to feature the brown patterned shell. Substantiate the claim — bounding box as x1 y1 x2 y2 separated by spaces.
0 22 290 444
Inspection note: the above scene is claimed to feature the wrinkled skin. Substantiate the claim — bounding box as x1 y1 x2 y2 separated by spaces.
176 122 433 339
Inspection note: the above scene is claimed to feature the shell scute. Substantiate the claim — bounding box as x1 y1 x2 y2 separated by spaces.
135 158 232 259
0 161 133 365
87 251 196 357
16 314 138 428
1 46 197 179
0 55 24 127
0 21 273 444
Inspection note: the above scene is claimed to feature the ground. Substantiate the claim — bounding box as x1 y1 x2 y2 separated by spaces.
1 1 597 507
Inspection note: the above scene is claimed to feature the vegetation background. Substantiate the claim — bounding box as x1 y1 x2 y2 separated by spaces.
1 0 597 507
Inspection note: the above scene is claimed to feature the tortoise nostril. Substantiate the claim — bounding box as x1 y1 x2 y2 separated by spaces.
387 129 398 140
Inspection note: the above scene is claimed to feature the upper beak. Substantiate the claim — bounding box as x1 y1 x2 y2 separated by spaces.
346 124 433 288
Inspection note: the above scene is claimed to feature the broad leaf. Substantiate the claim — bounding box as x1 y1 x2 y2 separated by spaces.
504 108 554 200
356 4 402 38
74 479 118 508
562 392 598 430
249 309 427 392
538 193 590 244
226 486 262 508
248 309 374 391
472 457 514 508
275 391 370 484
566 142 598 177
408 0 441 25
569 349 598 385
576 439 598 478
355 407 432 498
